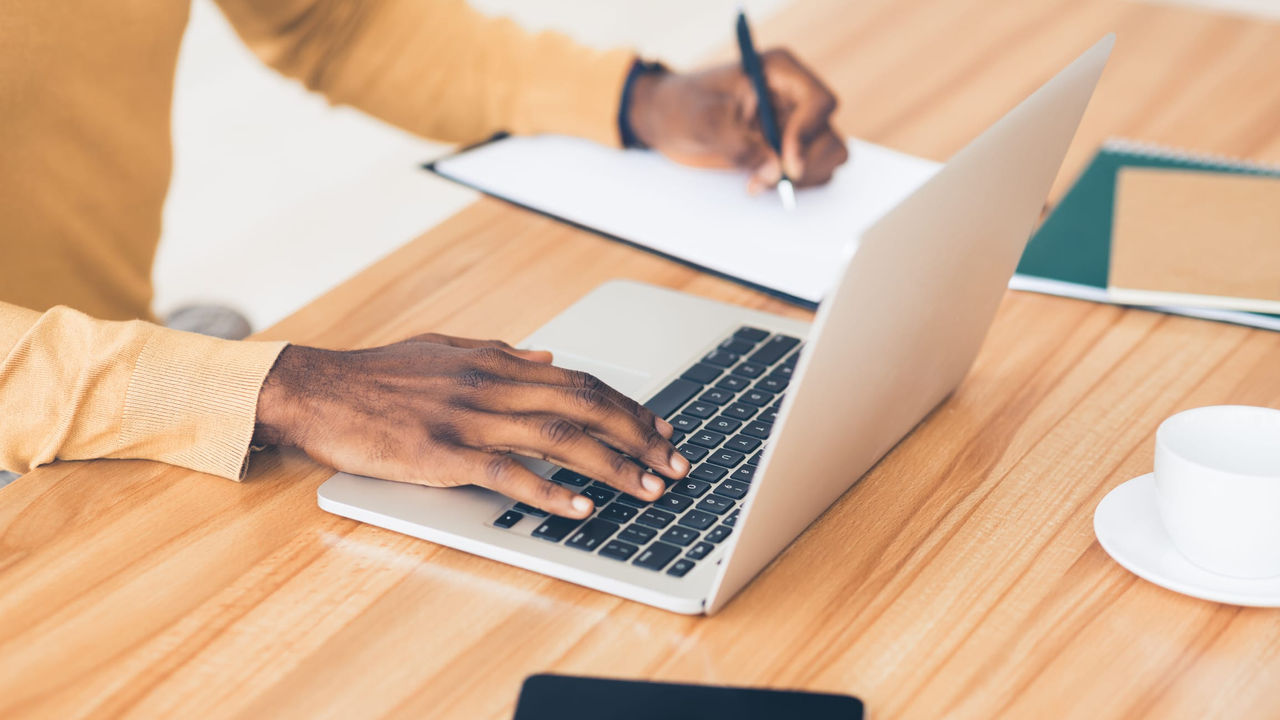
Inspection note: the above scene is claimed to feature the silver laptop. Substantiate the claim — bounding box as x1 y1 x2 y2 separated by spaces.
318 36 1113 615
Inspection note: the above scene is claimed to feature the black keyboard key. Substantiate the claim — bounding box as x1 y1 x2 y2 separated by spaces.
683 401 717 419
715 375 750 392
741 389 774 407
732 465 757 483
755 376 787 393
656 492 693 513
532 515 584 542
760 408 779 424
660 526 699 547
686 541 714 560
582 484 616 505
713 480 750 500
616 492 651 508
707 525 733 543
742 421 773 439
600 502 638 524
734 327 769 343
514 502 549 517
667 559 697 578
670 430 685 446
708 448 745 468
689 430 725 448
678 510 718 531
702 349 740 367
725 435 761 453
599 540 639 561
673 478 711 498
620 525 657 545
633 542 681 571
749 334 801 366
706 416 742 434
748 450 763 465
725 509 741 527
697 495 735 515
493 510 524 528
566 518 620 552
699 388 734 405
720 338 754 355
678 444 709 463
644 378 702 419
636 508 676 528
552 469 591 487
770 365 794 380
689 463 727 483
680 363 721 384
782 351 800 367
670 414 701 433
731 362 766 379
722 403 757 421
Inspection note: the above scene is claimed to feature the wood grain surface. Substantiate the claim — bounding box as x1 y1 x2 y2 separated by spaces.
3 0 1280 718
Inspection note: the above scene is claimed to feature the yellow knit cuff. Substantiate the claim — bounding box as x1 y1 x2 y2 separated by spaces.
570 47 639 148
120 330 287 480
511 44 636 147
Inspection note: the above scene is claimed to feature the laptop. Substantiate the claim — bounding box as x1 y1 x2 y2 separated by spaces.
318 36 1114 615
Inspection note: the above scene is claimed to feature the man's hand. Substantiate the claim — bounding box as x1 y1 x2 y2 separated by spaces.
627 48 849 194
254 334 689 519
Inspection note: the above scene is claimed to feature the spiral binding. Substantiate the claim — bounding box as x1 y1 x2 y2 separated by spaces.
1101 138 1280 175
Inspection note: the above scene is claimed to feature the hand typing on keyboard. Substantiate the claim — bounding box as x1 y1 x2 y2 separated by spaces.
254 333 690 518
496 326 800 578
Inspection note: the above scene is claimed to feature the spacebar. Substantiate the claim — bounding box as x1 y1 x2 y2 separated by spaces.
643 378 701 419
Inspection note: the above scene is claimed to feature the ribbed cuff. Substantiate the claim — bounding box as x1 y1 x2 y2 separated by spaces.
120 329 287 480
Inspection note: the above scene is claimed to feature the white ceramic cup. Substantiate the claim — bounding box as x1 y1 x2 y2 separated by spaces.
1154 405 1280 578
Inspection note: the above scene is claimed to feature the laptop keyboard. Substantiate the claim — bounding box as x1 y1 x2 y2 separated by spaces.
491 326 802 578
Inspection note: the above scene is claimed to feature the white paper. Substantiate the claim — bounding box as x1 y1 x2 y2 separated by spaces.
1008 275 1280 332
432 135 941 303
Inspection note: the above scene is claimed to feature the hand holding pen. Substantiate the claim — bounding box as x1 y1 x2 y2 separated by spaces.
623 19 849 201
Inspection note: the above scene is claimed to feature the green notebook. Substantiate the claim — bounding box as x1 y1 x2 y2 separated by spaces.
1011 139 1280 331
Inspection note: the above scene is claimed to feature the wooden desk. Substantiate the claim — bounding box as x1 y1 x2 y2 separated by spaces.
3 0 1279 717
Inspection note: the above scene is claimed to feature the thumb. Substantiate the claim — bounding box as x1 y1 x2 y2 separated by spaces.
746 155 782 195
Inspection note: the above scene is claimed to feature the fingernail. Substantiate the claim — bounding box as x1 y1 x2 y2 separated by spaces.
655 417 673 438
572 496 593 515
642 474 664 495
670 452 690 475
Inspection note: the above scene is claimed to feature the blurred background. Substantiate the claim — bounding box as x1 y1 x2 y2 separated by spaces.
156 0 1279 332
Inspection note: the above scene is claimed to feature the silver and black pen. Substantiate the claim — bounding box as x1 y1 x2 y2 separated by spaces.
735 9 796 210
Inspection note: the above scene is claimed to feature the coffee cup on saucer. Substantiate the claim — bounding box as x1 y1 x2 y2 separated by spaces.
1154 405 1280 579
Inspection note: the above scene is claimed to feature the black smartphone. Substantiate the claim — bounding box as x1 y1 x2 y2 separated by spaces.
513 674 864 720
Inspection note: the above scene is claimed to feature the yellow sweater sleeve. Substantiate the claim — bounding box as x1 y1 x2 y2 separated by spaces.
215 0 637 147
0 302 286 480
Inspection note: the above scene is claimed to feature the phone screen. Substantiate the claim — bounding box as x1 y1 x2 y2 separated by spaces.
513 674 864 720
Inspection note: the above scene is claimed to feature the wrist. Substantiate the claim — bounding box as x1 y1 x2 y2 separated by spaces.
254 344 318 447
620 59 669 149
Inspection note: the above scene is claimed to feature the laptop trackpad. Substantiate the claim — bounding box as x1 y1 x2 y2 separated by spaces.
540 351 653 400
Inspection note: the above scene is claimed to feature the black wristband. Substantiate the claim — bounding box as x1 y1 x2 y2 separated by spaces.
617 59 668 150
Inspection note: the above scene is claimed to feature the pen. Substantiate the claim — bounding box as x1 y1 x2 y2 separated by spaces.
736 8 796 211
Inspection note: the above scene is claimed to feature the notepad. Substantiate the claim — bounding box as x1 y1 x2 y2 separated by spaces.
1109 169 1280 315
1011 139 1280 331
427 134 941 306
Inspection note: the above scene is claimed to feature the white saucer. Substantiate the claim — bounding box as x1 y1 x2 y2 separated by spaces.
1094 473 1280 607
